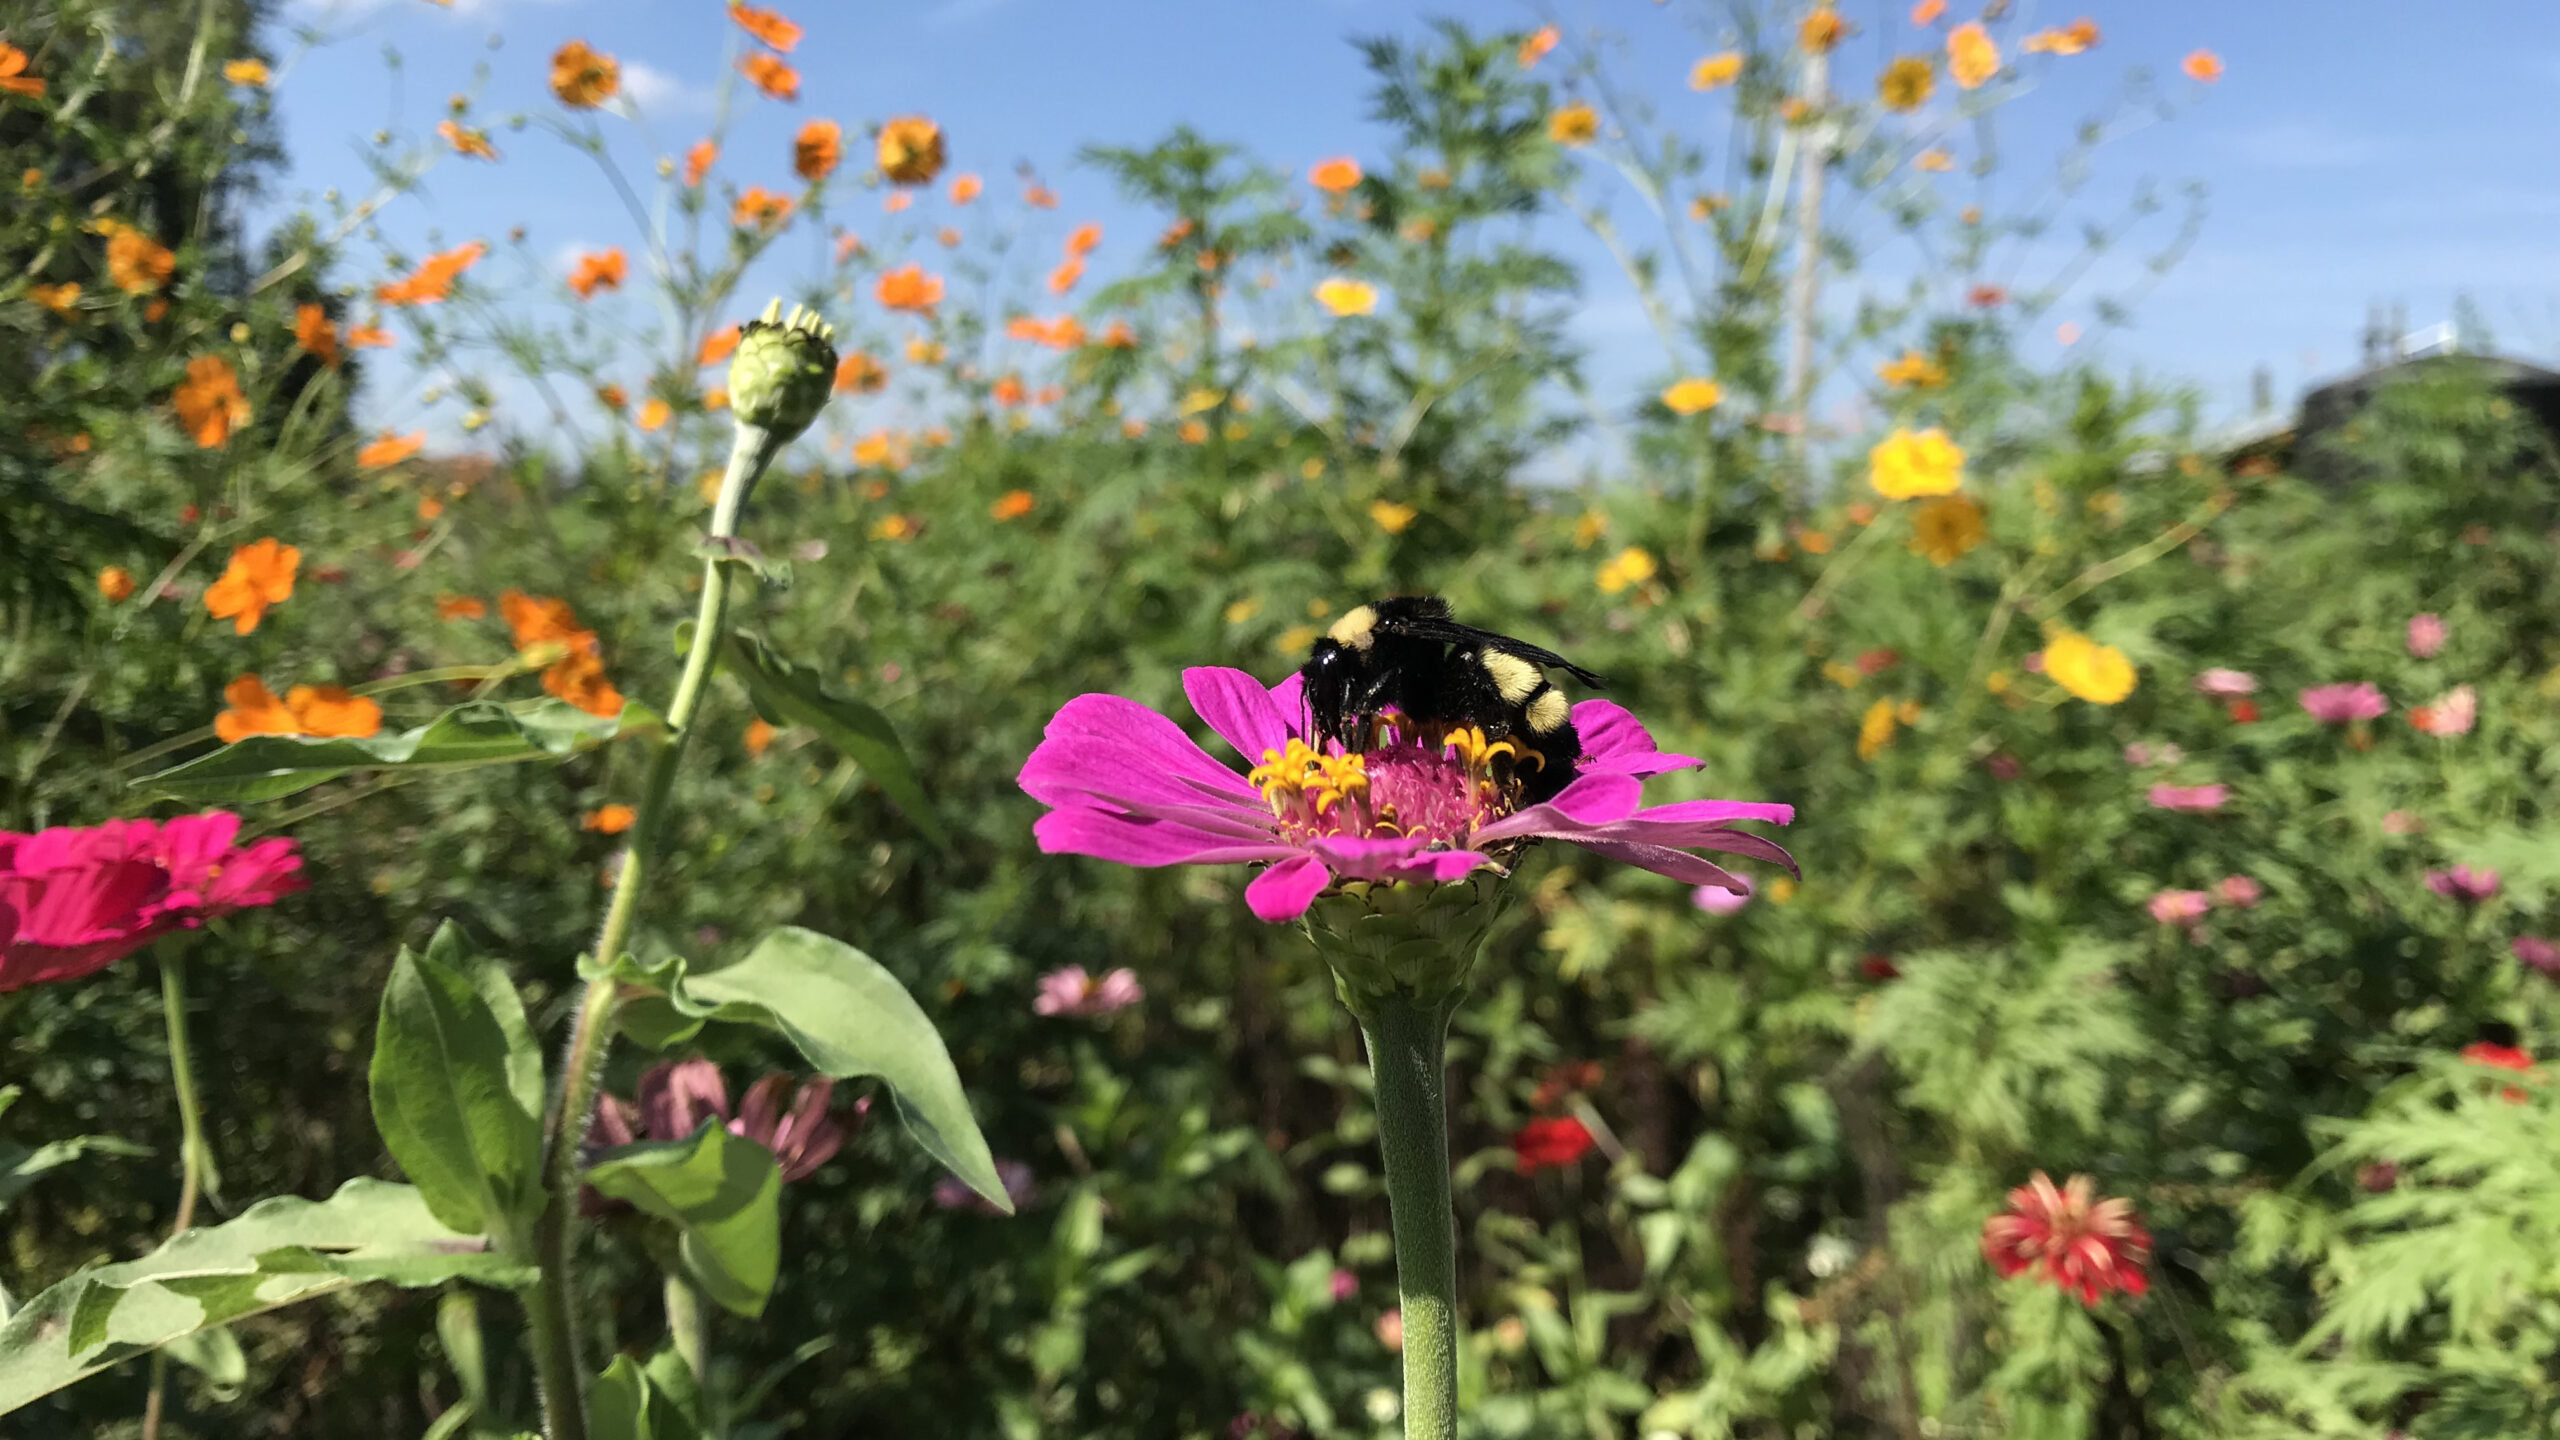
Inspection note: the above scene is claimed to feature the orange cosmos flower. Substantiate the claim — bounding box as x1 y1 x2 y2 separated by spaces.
501 589 585 651
704 388 729 412
1690 52 1743 90
684 139 717 187
991 374 1025 408
28 281 78 316
744 718 777 757
949 172 983 204
1799 7 1848 54
883 191 913 214
876 262 943 312
936 226 961 247
732 185 794 228
638 398 672 431
1910 0 1945 22
1518 25 1559 69
436 594 486 620
213 675 297 742
223 58 269 87
1879 55 1934 110
1024 182 1058 209
834 352 888 393
544 649 625 717
2182 49 2224 83
568 247 626 298
1101 319 1136 348
107 230 176 293
1948 22 1999 89
794 118 842 181
1066 222 1102 257
550 40 619 108
595 383 628 411
990 489 1035 521
204 538 299 634
699 326 741 367
438 121 499 160
294 303 340 366
904 337 944 364
1159 217 1195 249
876 115 945 185
728 3 803 51
1047 257 1084 294
377 242 486 306
583 804 637 834
1308 157 1362 193
739 53 800 101
2023 19 2100 55
0 43 45 98
833 230 864 263
98 566 137 602
358 431 425 468
1548 103 1598 146
173 355 251 449
345 321 394 349
286 685 384 738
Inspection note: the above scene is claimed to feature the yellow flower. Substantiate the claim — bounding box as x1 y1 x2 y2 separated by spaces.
1178 387 1225 416
1369 499 1417 534
2043 629 2136 704
1765 876 1797 904
1573 511 1606 549
1908 494 1984 565
1878 55 1934 111
1856 698 1899 761
1597 546 1657 595
1914 148 1954 173
1947 21 1999 90
223 58 270 88
870 514 917 541
1661 377 1723 415
28 281 79 316
1315 277 1378 316
1223 596 1262 625
1823 661 1862 689
1878 350 1948 388
1547 103 1599 146
1690 52 1743 90
1276 623 1319 656
1799 8 1848 55
1869 427 1964 499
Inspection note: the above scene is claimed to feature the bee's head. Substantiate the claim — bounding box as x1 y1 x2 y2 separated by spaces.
1300 637 1365 746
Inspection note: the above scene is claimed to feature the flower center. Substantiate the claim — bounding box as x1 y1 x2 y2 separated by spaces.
1249 713 1533 846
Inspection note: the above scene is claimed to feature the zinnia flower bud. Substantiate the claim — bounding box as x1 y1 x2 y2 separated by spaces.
726 298 838 443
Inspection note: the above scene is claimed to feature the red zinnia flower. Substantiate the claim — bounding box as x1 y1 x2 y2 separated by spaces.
1 814 304 991
1981 1171 2150 1305
1512 1116 1595 1173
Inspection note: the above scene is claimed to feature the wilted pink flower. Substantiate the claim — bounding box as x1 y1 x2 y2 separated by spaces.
935 1158 1035 1213
2300 683 2388 724
2513 936 2560 978
2212 875 2263 909
1693 884 1751 914
588 1058 845 1188
1032 964 1144 1017
732 1073 846 1181
1329 1268 1359 1302
1983 753 2023 781
2192 668 2257 698
2147 783 2227 813
2425 865 2500 904
1 813 304 991
2148 889 2211 927
1017 670 1794 923
2405 613 2447 659
1981 1172 2151 1306
2408 684 2476 737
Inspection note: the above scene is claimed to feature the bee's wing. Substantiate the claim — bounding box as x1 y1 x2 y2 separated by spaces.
1383 615 1606 689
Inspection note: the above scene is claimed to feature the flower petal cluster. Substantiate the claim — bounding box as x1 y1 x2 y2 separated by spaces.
2 813 304 991
1032 965 1143 1018
590 1057 846 1185
1981 1171 2150 1305
1512 1116 1594 1173
1018 669 1794 925
2300 682 2387 724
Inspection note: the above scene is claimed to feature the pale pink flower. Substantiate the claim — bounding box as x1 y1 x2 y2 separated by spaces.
1693 884 1751 914
1329 1268 1359 1302
2513 937 2560 978
2192 668 2257 698
2148 889 2211 927
2213 875 2262 909
2425 865 2500 904
1033 964 1144 1018
2405 613 2447 659
2382 810 2424 835
2147 784 2227 813
2299 683 2388 724
2408 684 2476 737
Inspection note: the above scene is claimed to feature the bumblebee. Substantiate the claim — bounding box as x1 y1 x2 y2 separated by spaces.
1300 596 1604 803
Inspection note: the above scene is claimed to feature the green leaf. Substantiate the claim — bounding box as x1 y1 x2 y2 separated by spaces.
587 929 1008 1212
584 1126 780 1318
142 698 666 803
161 1324 246 1395
0 1179 525 1415
719 631 950 849
589 1353 703 1440
369 924 546 1245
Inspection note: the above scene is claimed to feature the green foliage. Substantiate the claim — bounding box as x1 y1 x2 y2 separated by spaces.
145 697 667 803
369 924 547 1245
720 631 948 849
584 1126 782 1319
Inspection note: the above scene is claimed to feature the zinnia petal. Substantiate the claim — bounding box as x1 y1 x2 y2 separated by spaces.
1562 838 1750 890
1034 808 1297 868
1183 666 1294 765
1019 693 1261 808
1246 854 1332 921
1571 700 1701 776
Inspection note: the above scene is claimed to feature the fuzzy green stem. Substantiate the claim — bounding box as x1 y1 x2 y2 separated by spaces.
141 943 212 1440
664 1272 710 1394
525 422 782 1440
1360 991 1460 1440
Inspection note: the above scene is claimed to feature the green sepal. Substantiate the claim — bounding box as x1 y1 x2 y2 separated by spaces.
1301 872 1511 1019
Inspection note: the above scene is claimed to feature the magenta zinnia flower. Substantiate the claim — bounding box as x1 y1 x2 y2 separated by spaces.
2512 936 2560 978
2424 864 2500 904
2300 682 2388 724
0 813 303 991
1032 964 1144 1017
1017 669 1794 923
2146 783 2228 813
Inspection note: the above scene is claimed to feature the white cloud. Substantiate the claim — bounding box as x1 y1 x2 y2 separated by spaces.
614 60 717 119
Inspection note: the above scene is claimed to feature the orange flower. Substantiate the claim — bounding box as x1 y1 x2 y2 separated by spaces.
883 191 913 214
214 675 297 743
876 115 945 185
500 588 585 651
500 590 625 717
1915 148 1954 172
294 303 341 366
1308 157 1362 194
699 325 741 367
794 118 842 181
1102 319 1136 348
739 53 800 102
904 336 944 364
704 388 730 411
204 538 299 634
2023 19 2100 55
1007 314 1085 349
583 804 638 834
345 321 394 349
550 40 619 108
1799 7 1848 55
1066 221 1102 257
417 496 445 521
0 43 46 98
990 489 1035 521
2181 49 2223 83
436 594 486 620
29 281 79 316
991 374 1026 407
949 172 983 204
638 398 672 431
1948 21 2000 89
936 226 961 248
744 718 777 757
568 247 626 298
728 3 803 51
1548 103 1599 146
684 139 718 187
1910 0 1945 22
543 649 625 717
438 120 499 160
732 186 794 228
1047 257 1084 294
1518 25 1559 69
1024 182 1058 209
173 355 251 449
596 383 628 411
286 685 383 738
107 230 176 293
1159 217 1195 249
876 262 944 313
358 431 425 468
223 58 269 88
98 566 136 603
834 352 888 392
833 230 864 263
377 241 486 306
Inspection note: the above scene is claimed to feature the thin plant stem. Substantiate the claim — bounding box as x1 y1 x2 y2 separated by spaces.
141 942 213 1440
1360 991 1460 1440
664 1272 711 1400
524 421 782 1440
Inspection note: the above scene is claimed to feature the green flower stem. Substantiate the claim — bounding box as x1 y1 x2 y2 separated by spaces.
664 1272 710 1393
526 421 784 1440
141 941 212 1440
1360 990 1461 1440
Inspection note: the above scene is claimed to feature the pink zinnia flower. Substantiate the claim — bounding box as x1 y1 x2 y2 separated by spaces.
2300 682 2388 724
1329 1268 1360 1302
1692 885 1750 914
1981 1171 2151 1306
1032 964 1144 1017
2512 936 2560 978
1017 670 1795 924
2147 889 2211 926
2408 684 2476 737
1 813 303 991
2192 668 2257 698
2405 613 2447 659
2147 783 2228 813
2212 875 2262 909
589 1058 846 1184
2425 864 2500 904
935 1158 1034 1213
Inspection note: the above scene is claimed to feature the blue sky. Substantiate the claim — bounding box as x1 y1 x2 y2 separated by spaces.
259 0 2560 453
